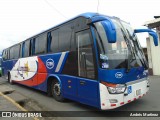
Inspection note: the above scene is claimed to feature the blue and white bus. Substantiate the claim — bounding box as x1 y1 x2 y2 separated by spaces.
1 13 158 110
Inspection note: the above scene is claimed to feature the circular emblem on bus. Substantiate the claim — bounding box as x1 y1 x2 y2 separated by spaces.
46 58 54 69
115 72 123 78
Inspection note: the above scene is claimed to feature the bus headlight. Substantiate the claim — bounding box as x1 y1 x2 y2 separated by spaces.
107 84 126 94
101 81 126 94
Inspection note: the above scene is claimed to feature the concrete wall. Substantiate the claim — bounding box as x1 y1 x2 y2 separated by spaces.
147 33 160 75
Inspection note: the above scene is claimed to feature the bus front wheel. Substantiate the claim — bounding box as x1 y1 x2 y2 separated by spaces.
51 80 64 102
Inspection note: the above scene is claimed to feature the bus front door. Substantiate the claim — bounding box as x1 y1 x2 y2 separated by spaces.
76 30 99 107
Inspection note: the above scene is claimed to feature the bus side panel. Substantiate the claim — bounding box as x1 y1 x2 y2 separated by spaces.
33 52 69 92
36 57 48 91
60 75 78 97
11 56 39 86
14 52 68 92
2 60 17 79
60 75 100 108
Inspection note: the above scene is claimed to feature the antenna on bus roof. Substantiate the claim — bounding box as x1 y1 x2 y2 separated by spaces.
97 0 100 13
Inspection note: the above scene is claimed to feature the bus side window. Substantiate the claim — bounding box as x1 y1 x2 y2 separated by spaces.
3 49 10 60
9 44 20 59
5 50 8 60
59 23 73 52
15 44 20 59
23 40 31 57
10 47 14 59
51 29 59 53
35 33 47 55
2 50 6 61
6 49 9 60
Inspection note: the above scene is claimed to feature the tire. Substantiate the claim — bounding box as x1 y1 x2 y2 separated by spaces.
8 73 13 84
51 80 64 102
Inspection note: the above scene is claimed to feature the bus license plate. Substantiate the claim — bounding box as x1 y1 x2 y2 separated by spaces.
135 89 141 96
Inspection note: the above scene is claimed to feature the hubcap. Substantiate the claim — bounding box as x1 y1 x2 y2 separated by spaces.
54 83 61 96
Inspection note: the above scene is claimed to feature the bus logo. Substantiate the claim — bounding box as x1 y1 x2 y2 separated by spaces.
115 72 123 78
46 59 54 69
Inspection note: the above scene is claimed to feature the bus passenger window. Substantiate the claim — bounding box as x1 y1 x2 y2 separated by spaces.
23 40 30 57
9 45 20 59
2 50 7 61
51 29 59 53
35 33 47 55
59 23 72 52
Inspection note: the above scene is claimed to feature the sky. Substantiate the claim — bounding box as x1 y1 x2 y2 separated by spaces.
0 0 159 53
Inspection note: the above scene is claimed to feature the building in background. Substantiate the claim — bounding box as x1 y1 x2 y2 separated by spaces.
144 16 160 75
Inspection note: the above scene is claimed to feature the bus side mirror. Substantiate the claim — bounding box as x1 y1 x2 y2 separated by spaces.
101 21 117 43
134 29 158 46
90 16 117 43
148 32 158 46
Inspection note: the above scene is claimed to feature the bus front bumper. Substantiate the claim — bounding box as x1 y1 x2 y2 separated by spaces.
99 78 149 110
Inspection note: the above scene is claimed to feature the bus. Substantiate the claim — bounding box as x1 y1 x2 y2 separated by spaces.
0 56 2 77
1 13 158 110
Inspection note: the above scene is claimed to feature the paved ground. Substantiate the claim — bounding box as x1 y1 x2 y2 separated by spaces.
0 76 160 120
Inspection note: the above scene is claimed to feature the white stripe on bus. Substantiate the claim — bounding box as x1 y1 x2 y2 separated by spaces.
55 52 66 72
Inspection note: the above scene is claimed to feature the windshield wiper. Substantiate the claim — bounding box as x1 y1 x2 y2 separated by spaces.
120 28 132 73
126 29 148 69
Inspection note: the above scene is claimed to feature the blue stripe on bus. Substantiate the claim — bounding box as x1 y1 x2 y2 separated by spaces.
99 67 148 84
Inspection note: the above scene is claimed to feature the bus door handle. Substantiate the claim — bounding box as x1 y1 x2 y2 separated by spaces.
80 80 86 85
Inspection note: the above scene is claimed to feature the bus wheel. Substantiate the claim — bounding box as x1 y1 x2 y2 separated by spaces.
51 80 64 102
8 73 13 84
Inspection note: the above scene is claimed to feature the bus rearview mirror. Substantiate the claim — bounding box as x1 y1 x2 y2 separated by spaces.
101 21 117 43
148 32 158 46
134 29 158 46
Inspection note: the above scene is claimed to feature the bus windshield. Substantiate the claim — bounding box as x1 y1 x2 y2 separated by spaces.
94 18 145 70
121 21 148 69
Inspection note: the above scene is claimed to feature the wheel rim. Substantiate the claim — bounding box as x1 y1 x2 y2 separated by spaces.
53 83 61 96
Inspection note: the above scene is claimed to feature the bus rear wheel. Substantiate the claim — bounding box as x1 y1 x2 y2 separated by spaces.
51 80 64 102
8 73 13 84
